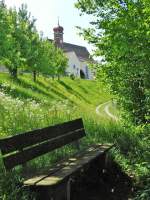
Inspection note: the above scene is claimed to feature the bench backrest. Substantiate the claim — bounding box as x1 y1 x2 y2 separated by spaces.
0 118 85 171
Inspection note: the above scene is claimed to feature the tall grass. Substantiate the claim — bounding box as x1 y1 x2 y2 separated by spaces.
0 75 149 199
0 90 117 199
0 73 111 107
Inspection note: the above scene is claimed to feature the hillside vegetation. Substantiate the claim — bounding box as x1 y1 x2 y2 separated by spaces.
0 74 149 200
0 73 111 106
0 73 112 137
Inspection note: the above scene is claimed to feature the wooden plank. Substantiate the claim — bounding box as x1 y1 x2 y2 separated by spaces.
36 145 111 186
3 129 85 170
24 144 113 186
0 118 84 155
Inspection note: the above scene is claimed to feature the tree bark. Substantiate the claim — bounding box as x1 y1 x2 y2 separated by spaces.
10 68 18 79
33 70 36 82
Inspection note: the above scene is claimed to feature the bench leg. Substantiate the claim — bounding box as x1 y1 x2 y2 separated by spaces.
34 187 54 200
67 178 74 200
51 181 68 200
36 178 74 200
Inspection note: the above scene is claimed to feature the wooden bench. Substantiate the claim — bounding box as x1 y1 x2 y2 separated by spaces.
0 118 113 200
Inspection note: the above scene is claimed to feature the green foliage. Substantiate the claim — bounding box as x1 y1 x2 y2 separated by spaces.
54 48 68 79
0 2 18 77
0 2 67 80
75 0 150 125
75 0 150 198
70 73 76 80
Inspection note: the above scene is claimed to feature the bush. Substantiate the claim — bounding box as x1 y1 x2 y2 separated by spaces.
70 74 75 80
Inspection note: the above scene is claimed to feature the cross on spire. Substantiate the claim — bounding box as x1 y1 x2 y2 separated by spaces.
58 16 60 26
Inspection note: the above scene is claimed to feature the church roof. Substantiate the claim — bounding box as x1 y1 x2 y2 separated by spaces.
62 42 91 61
48 39 92 62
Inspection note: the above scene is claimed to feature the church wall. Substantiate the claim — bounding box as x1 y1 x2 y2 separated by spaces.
0 65 8 73
65 51 94 79
65 51 81 78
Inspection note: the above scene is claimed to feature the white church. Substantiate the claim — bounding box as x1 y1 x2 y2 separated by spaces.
50 23 94 79
0 23 94 79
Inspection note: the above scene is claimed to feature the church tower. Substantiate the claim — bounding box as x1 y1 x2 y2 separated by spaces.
53 19 64 47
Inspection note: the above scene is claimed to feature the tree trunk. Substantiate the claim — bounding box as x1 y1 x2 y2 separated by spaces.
33 70 36 82
10 68 18 78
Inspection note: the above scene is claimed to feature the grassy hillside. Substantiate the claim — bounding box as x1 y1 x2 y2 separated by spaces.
0 73 112 137
0 73 149 200
0 73 110 106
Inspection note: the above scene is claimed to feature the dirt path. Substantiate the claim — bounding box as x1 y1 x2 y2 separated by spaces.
96 101 119 121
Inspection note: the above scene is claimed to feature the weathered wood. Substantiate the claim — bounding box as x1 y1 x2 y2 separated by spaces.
24 144 113 186
0 118 84 155
72 140 80 150
36 145 112 186
3 129 85 170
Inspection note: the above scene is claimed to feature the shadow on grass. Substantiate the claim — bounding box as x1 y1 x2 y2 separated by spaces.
36 79 75 104
78 85 90 94
10 78 56 100
37 79 86 105
36 79 51 91
50 87 77 105
58 80 92 104
2 86 41 101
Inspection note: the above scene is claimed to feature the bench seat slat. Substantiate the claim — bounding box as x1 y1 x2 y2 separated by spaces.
4 129 85 170
24 144 113 186
0 118 84 155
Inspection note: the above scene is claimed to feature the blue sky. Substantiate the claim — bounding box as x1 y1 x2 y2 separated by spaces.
5 0 94 53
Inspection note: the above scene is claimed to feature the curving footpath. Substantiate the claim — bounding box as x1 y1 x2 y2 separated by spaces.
96 101 119 121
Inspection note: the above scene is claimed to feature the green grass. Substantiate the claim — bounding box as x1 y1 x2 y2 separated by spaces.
0 73 111 106
108 101 120 118
0 73 113 137
0 73 149 200
0 73 116 199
